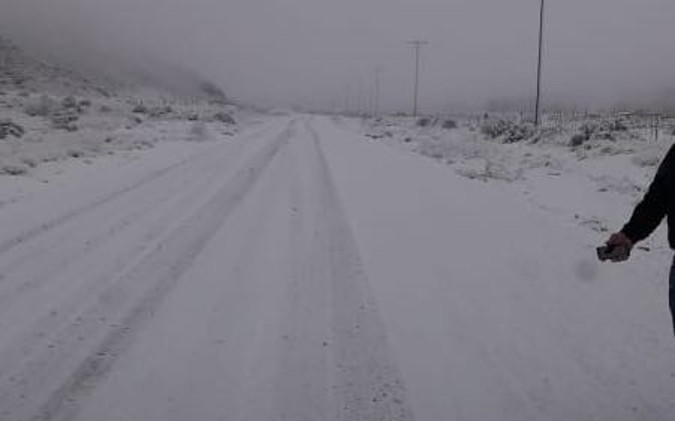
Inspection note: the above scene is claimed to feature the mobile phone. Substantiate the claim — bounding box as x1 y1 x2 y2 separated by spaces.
596 245 629 261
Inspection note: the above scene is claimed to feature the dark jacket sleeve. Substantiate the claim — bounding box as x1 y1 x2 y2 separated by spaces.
621 144 675 243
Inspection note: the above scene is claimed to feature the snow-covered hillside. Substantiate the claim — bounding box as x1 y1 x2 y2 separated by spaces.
0 35 246 177
0 36 110 97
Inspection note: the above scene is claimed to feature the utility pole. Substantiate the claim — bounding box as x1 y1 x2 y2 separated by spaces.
535 0 546 126
344 84 352 115
374 66 383 117
408 40 429 117
357 78 365 116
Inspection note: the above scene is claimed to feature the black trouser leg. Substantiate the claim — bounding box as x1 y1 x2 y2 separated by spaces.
671 283 675 336
670 258 675 336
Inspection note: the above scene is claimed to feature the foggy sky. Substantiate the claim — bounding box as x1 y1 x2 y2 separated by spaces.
2 0 675 112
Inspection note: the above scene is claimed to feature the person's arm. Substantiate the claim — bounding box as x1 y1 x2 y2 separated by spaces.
621 144 675 244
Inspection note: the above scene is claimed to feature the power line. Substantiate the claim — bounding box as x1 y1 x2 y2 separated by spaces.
407 40 429 117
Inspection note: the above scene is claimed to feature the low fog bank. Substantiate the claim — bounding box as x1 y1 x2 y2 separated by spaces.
2 0 675 113
0 0 233 101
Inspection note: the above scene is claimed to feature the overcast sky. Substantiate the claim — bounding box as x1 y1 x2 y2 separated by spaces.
2 0 675 112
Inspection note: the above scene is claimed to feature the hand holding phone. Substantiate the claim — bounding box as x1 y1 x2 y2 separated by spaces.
596 244 630 262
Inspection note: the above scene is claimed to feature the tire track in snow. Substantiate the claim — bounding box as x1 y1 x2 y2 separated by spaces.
238 119 414 421
64 124 301 421
0 120 276 326
0 130 270 381
0 123 275 258
234 119 335 420
0 140 241 318
0 122 295 421
304 120 414 421
0 122 279 377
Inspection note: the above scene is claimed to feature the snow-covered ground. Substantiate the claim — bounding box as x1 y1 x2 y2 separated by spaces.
0 91 245 175
3 31 675 421
356 114 675 259
0 114 674 421
0 35 246 178
322 116 675 420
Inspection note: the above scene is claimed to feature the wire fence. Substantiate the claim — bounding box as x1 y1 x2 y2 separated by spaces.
546 112 675 141
460 111 675 142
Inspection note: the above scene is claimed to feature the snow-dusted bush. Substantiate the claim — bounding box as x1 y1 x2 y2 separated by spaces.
0 163 29 175
416 140 446 160
480 119 510 138
365 131 391 140
503 125 535 144
442 119 458 130
417 117 432 127
24 95 58 117
132 104 148 114
187 122 212 142
579 122 597 138
0 119 25 139
415 130 489 165
576 119 632 143
455 158 522 183
50 111 79 131
145 106 174 119
213 112 235 125
480 119 535 143
569 133 587 147
61 96 78 109
133 139 155 149
67 149 85 158
20 156 37 168
609 119 628 132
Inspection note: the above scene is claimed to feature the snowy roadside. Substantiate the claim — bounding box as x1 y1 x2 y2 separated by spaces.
0 91 243 172
0 85 262 211
0 114 286 261
0 34 250 185
0 94 272 239
348 115 675 258
318 117 675 420
0 137 216 210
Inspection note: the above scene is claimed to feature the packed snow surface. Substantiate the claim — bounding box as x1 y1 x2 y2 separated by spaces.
0 112 674 420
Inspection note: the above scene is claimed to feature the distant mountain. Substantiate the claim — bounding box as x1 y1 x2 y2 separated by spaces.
0 35 228 103
0 36 110 96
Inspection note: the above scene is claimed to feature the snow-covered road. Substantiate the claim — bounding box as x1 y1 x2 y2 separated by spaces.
1 116 674 420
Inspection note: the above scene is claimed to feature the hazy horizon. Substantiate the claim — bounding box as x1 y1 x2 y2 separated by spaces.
2 0 675 113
